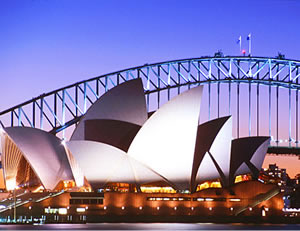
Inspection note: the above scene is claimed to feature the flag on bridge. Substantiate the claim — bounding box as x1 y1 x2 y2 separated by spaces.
247 33 251 40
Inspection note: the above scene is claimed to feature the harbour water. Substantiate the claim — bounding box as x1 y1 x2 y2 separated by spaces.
0 223 299 230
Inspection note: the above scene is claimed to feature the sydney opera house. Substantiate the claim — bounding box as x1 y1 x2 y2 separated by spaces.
0 79 283 222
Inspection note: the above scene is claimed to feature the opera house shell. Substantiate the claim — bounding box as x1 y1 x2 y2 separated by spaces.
0 79 283 221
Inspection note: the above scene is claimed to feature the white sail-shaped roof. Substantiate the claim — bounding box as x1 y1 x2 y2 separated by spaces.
128 86 203 190
2 127 74 190
230 137 270 184
193 117 232 188
250 138 270 169
66 141 165 188
71 79 148 140
196 153 220 183
235 162 251 176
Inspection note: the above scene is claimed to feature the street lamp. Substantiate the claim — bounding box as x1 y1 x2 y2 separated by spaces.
13 187 17 223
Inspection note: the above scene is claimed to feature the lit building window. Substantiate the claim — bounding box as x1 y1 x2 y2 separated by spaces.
234 174 251 183
197 181 222 191
58 208 67 215
6 179 16 191
147 197 191 201
44 208 58 214
76 208 85 213
140 186 176 193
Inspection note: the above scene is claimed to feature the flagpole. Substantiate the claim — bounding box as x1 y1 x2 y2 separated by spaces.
248 33 251 56
237 36 242 55
240 36 242 54
249 37 251 56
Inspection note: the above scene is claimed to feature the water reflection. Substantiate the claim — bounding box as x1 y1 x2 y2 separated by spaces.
0 223 299 230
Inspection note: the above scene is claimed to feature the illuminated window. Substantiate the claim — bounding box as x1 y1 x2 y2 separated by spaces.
58 208 67 215
147 197 190 201
235 174 251 183
44 208 58 214
76 208 85 213
197 181 221 191
6 179 16 191
140 186 176 193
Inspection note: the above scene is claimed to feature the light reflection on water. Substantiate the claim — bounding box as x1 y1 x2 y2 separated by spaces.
0 223 299 230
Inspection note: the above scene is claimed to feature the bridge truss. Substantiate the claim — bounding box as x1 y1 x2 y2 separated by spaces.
1 56 300 155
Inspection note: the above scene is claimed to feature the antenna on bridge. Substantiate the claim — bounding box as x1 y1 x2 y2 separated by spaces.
214 50 224 58
276 52 285 59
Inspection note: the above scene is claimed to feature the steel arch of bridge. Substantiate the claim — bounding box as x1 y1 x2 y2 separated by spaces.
1 56 300 154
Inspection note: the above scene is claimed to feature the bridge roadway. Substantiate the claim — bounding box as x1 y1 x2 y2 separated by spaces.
267 146 300 156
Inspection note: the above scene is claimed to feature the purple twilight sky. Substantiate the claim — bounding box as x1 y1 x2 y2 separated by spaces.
0 0 300 176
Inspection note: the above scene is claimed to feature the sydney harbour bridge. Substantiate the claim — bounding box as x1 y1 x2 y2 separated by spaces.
1 56 300 155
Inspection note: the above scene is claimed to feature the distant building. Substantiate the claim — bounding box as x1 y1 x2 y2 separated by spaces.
264 164 288 187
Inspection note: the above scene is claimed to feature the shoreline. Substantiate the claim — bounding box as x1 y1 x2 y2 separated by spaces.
1 215 300 225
